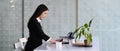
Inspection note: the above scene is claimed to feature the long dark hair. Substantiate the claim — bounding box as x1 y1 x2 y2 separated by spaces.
30 4 48 19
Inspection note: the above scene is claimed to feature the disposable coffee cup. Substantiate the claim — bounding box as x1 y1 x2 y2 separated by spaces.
56 42 62 50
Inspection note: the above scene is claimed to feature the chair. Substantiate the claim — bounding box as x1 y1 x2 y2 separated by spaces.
14 42 21 49
14 42 24 51
14 37 27 51
19 37 27 49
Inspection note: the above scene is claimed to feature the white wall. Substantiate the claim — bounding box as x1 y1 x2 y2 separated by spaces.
0 0 22 51
78 0 120 51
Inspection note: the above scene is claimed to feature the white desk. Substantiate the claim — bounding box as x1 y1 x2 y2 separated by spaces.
34 37 99 51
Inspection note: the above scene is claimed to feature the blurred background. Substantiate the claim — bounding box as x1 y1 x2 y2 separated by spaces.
0 0 120 51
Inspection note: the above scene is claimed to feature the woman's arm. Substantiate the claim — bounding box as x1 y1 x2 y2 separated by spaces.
48 39 58 44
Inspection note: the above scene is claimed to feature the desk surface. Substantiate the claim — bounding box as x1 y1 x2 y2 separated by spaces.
34 37 99 51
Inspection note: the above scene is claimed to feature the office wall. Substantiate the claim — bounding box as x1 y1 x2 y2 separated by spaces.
78 0 120 51
0 0 76 51
0 0 22 51
24 0 76 38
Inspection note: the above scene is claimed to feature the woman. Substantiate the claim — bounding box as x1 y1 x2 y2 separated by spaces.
25 4 57 51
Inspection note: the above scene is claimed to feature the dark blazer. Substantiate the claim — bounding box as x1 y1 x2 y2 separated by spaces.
25 18 50 51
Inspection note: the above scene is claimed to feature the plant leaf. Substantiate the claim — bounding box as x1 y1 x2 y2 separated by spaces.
84 23 88 28
78 32 81 39
89 33 92 42
87 27 90 31
87 33 92 43
81 27 85 35
73 27 80 34
75 34 79 39
89 19 93 27
87 34 90 43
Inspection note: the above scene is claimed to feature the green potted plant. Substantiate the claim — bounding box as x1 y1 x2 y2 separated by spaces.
73 19 93 46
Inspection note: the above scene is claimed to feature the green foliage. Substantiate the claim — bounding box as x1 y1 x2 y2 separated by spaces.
73 19 93 43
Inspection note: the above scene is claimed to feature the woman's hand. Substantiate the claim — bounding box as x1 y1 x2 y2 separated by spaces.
48 38 63 44
49 39 58 44
55 39 63 42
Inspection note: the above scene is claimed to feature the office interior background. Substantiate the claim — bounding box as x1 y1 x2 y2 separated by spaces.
0 0 120 51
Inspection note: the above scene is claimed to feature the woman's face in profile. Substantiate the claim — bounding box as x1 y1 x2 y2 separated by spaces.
39 10 48 20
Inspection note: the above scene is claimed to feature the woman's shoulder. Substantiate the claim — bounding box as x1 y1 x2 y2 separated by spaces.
28 18 38 26
28 18 37 25
29 18 37 22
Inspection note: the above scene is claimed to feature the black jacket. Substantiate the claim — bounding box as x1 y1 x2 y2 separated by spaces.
25 18 50 51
